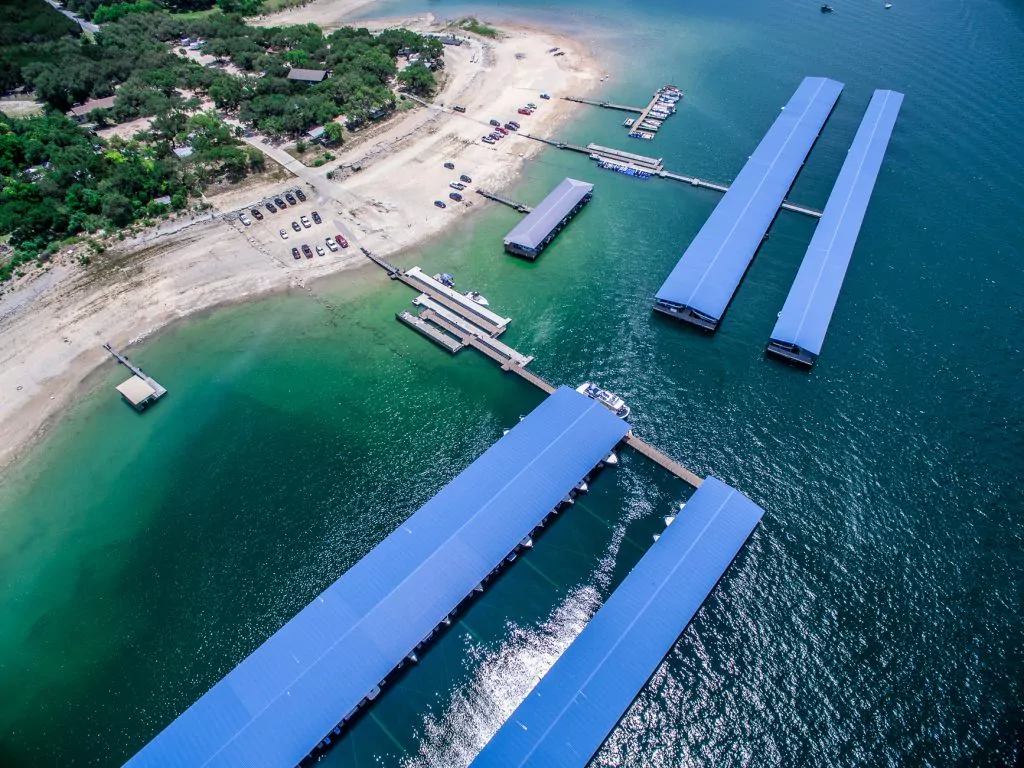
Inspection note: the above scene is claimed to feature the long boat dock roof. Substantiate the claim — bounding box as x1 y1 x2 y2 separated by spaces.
654 76 844 330
469 476 764 768
503 178 594 252
123 387 629 768
768 89 903 366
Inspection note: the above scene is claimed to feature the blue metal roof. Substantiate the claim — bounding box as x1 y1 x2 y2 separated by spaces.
469 476 764 768
654 77 845 329
504 178 594 250
768 90 904 365
123 387 629 768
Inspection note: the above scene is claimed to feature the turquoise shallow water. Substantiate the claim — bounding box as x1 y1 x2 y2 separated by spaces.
2 0 1023 765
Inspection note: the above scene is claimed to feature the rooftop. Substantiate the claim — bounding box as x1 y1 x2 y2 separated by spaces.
67 96 116 118
123 387 628 768
287 68 328 83
115 376 157 407
655 77 844 327
469 476 764 768
769 89 904 363
503 178 594 250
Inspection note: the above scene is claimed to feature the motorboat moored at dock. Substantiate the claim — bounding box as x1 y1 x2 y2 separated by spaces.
464 290 490 306
577 382 631 419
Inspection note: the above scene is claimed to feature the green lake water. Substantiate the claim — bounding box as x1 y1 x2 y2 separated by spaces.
1 0 1022 764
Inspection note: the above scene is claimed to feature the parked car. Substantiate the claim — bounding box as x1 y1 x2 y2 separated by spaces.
489 132 502 140
449 192 463 202
273 196 287 208
460 174 472 183
300 216 311 228
482 136 495 144
325 238 339 252
239 214 251 226
266 201 277 213
443 161 455 170
495 126 508 135
311 211 322 224
450 182 465 191
488 119 501 127
504 122 518 131
518 108 531 116
279 228 288 239
434 200 447 209
294 188 307 202
508 120 520 129
284 192 297 205
291 247 301 260
301 244 313 258
452 105 466 113
316 245 326 256
291 221 301 232
250 208 264 220
540 93 550 99
334 234 348 248
526 102 537 109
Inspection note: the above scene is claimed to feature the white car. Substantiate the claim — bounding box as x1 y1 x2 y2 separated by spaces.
325 238 339 252
316 245 325 256
239 214 251 226
279 229 288 240
300 215 311 228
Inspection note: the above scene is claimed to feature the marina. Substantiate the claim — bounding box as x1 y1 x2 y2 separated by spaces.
654 76 844 330
768 89 904 366
122 388 630 768
469 477 763 768
102 343 167 411
564 85 684 142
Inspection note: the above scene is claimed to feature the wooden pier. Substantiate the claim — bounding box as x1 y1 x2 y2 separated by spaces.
563 96 644 113
623 435 703 487
476 190 533 213
103 343 167 410
658 172 823 218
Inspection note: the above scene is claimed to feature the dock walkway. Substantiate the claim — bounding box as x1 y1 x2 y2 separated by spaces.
563 96 643 113
623 434 702 487
476 189 533 213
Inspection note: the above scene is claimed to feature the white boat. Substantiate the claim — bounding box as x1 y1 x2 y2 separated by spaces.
885 2 892 7
664 515 676 526
520 535 534 548
575 481 589 494
464 290 490 306
604 451 619 466
577 382 631 419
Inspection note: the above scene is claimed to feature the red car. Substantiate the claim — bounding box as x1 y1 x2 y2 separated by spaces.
334 233 349 248
518 108 531 116
495 126 508 135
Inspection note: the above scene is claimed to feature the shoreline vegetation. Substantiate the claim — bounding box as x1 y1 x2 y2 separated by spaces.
0 0 601 473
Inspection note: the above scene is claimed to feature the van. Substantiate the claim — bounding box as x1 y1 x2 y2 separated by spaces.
453 105 466 113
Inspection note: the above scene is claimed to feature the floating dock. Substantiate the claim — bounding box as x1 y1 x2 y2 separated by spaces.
124 388 629 768
397 310 465 353
403 267 511 335
503 178 594 260
102 343 167 411
587 143 663 171
768 89 904 367
469 476 764 768
653 77 844 330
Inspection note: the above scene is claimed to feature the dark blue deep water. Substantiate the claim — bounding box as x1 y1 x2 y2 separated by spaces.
1 0 1022 765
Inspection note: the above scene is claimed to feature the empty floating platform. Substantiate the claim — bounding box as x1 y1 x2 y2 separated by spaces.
653 76 844 330
123 387 628 768
503 178 594 260
768 89 904 366
469 476 763 768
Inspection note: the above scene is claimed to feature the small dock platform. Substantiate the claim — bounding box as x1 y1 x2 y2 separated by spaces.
404 267 511 335
476 189 533 213
563 96 644 113
397 311 465 353
103 343 167 411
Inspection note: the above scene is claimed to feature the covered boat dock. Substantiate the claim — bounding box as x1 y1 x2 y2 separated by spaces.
123 387 629 768
503 178 594 259
653 76 844 330
768 89 904 366
469 476 763 768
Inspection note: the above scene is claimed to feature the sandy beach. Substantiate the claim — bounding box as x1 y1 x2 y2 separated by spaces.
0 2 600 472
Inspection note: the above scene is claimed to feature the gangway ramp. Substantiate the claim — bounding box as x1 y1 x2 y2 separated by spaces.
468 476 763 768
768 89 904 366
123 388 628 768
654 76 844 330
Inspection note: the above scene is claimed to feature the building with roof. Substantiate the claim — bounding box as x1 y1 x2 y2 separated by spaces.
768 89 903 367
67 96 116 120
122 386 628 768
286 68 328 83
503 177 594 259
469 476 764 768
653 76 844 330
115 376 159 410
171 146 194 159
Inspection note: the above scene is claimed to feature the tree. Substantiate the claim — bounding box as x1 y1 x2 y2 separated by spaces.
398 62 435 96
101 192 135 227
322 121 343 145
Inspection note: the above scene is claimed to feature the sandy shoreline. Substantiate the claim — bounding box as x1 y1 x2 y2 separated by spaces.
0 3 602 474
